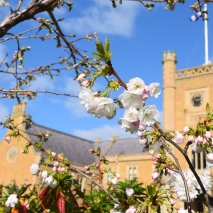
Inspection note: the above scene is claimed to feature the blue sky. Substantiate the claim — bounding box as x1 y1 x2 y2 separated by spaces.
0 0 213 142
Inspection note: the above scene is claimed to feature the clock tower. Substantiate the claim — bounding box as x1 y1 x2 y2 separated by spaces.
163 51 213 171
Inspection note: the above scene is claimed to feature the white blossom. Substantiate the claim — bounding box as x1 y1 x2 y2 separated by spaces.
118 90 143 109
127 77 145 95
148 82 161 98
125 206 136 213
90 97 118 119
174 131 184 144
0 0 9 6
41 170 48 182
152 171 159 181
118 118 138 134
5 194 18 208
30 164 39 175
79 87 94 110
126 188 134 197
49 180 58 188
139 105 159 126
44 176 54 185
124 107 139 122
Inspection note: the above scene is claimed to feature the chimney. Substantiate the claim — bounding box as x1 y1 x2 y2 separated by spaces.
110 136 119 141
96 138 101 142
11 103 26 118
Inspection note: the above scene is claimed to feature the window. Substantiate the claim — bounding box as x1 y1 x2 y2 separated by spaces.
127 166 138 180
192 150 206 170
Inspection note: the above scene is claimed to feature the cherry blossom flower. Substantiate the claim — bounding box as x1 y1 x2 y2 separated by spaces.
41 170 48 180
52 167 57 172
127 77 145 95
54 161 59 167
115 173 121 179
125 206 136 213
207 153 213 161
51 152 56 157
81 80 90 87
118 90 142 109
206 131 212 139
30 164 39 175
183 126 189 133
89 97 118 119
139 105 159 126
118 118 139 134
44 176 53 185
5 194 18 208
148 82 161 98
126 188 135 197
3 135 11 144
152 171 159 181
76 73 86 82
174 131 184 144
188 135 194 142
49 180 58 188
124 107 139 122
79 87 94 110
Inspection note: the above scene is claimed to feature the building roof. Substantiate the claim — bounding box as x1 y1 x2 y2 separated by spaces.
26 123 144 166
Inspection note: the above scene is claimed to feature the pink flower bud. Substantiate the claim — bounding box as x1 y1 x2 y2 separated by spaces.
207 153 213 161
61 167 65 172
206 131 212 139
188 135 194 142
57 167 62 172
152 171 159 181
144 85 150 93
138 123 146 131
76 73 86 82
92 174 96 177
54 162 59 167
81 80 90 88
36 18 41 22
156 154 161 159
88 149 93 154
51 152 56 157
195 136 203 144
183 126 189 133
115 173 121 179
52 167 57 172
141 93 148 101
84 166 89 170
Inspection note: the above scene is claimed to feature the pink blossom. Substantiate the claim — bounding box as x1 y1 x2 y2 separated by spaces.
51 152 56 157
88 149 93 154
206 131 212 139
125 206 136 213
166 168 174 175
115 173 121 179
144 85 150 93
36 18 41 22
203 139 208 145
183 126 189 133
92 174 96 177
195 136 203 144
138 123 146 131
175 131 184 144
156 154 161 159
52 167 57 172
3 136 11 144
188 135 194 142
57 168 62 172
170 198 176 205
152 171 160 181
141 92 148 101
54 162 59 167
61 167 65 172
84 166 89 170
81 80 90 88
76 73 86 82
207 153 213 161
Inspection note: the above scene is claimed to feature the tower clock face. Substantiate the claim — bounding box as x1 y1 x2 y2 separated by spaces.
191 94 204 107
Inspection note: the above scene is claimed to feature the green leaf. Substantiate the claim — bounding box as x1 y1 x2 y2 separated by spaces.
206 103 211 114
18 184 31 196
104 37 110 52
96 42 105 55
92 52 102 59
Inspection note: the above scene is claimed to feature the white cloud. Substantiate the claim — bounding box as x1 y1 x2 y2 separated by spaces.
29 75 54 90
61 0 141 37
64 97 89 117
0 103 9 121
73 124 136 141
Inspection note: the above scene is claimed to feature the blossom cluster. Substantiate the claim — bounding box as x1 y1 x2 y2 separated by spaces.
167 170 212 201
118 78 160 136
79 87 119 119
30 164 58 188
5 194 18 208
